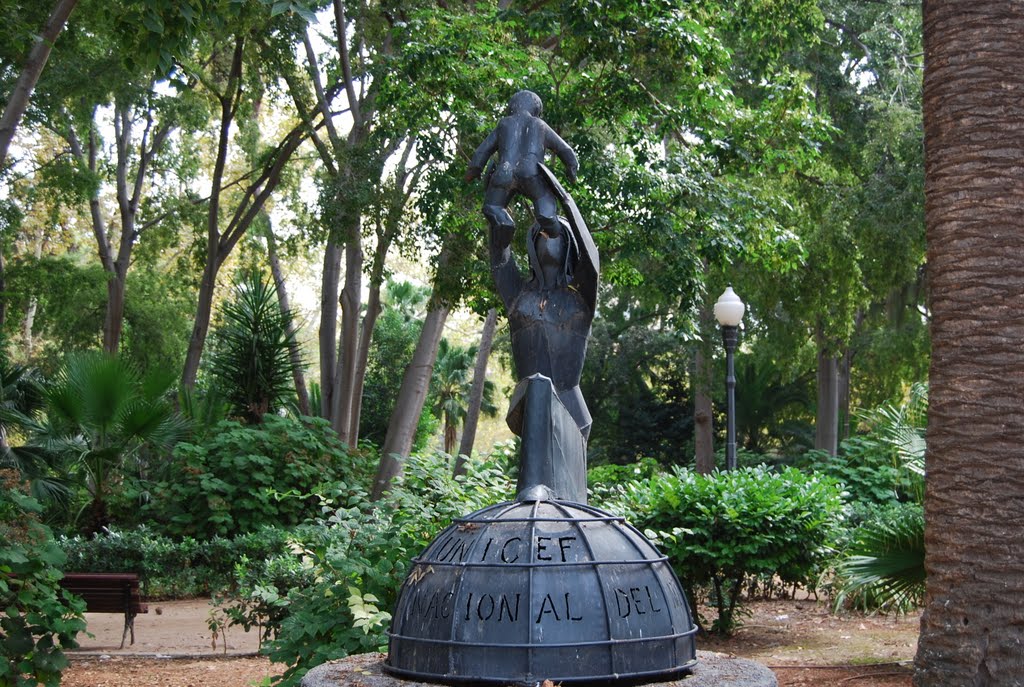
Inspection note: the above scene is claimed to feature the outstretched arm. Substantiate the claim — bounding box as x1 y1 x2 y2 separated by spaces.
544 124 579 183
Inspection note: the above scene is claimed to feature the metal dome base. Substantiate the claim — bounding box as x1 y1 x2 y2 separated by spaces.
385 499 698 686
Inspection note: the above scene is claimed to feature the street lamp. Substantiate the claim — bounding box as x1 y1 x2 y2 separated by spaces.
714 286 745 471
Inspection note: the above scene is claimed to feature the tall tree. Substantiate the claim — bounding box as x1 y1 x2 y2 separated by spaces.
180 26 311 390
0 0 79 169
62 84 183 353
914 2 1024 683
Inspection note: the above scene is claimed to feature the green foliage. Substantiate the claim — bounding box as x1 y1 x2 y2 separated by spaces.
121 266 195 378
210 549 316 648
208 271 301 424
57 525 304 599
802 437 911 513
803 384 927 515
0 470 86 687
262 451 516 686
0 358 69 506
37 351 184 533
587 457 662 488
2 255 106 369
828 388 927 615
833 502 924 615
581 313 695 466
150 414 357 539
859 382 927 479
612 466 844 634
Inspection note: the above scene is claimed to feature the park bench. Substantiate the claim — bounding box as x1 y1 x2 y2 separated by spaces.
59 572 148 649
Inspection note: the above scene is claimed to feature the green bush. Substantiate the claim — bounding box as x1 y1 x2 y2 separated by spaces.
587 457 661 489
58 526 304 599
618 466 844 634
802 436 915 513
150 414 361 538
1 470 86 687
262 450 516 686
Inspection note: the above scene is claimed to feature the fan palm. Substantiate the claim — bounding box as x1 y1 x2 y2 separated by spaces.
0 358 68 504
833 503 925 615
39 352 184 532
834 385 928 613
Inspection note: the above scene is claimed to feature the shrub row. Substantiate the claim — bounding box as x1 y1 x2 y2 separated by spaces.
57 525 310 599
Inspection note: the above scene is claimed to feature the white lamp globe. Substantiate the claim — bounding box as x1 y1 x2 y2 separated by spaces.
714 286 745 327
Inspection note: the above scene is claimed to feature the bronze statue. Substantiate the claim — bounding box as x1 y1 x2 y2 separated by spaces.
466 89 579 239
467 90 597 503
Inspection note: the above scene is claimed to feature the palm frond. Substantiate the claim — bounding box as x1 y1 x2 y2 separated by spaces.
834 504 925 614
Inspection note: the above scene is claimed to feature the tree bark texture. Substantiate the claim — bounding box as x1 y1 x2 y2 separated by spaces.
347 280 383 445
915 2 1024 684
693 345 715 474
331 230 363 443
372 303 450 500
0 0 79 169
454 308 498 476
814 348 839 456
837 347 852 443
319 241 342 417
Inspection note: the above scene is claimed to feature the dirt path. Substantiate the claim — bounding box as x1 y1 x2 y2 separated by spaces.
72 599 261 655
64 598 918 686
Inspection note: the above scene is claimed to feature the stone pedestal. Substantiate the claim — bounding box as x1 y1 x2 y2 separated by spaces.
300 652 777 687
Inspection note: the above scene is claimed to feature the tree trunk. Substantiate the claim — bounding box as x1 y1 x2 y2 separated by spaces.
0 0 79 169
454 308 498 477
181 255 219 389
319 241 342 417
102 273 127 353
372 302 450 499
266 224 311 416
0 251 7 330
22 297 36 355
332 231 362 442
814 347 839 456
837 347 852 444
693 345 715 474
915 2 1024 683
347 280 383 445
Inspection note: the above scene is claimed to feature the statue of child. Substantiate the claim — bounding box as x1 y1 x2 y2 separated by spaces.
465 89 578 238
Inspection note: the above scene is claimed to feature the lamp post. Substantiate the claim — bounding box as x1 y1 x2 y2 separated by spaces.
714 286 745 471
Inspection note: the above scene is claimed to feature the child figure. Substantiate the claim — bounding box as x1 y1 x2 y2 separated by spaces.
465 90 578 238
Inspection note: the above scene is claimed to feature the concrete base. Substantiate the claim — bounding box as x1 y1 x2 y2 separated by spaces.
300 652 776 687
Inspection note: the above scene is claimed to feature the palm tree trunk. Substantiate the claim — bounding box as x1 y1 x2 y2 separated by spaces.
915 2 1024 683
454 308 497 476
